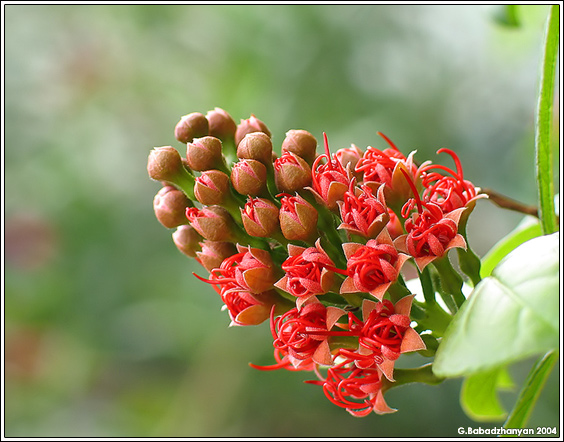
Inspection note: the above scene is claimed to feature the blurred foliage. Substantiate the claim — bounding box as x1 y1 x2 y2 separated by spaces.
4 4 559 437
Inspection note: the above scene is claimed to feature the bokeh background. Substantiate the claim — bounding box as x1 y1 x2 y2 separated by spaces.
4 4 560 438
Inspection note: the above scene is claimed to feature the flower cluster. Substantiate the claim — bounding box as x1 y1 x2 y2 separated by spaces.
147 108 485 416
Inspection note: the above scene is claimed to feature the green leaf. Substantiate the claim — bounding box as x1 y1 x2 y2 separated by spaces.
461 367 514 422
535 5 559 235
433 233 559 377
503 351 559 431
480 216 542 278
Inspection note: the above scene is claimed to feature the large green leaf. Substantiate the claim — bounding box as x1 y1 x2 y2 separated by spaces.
480 216 542 278
433 233 559 377
461 367 514 422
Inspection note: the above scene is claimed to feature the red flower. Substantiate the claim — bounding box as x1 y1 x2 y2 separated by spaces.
275 239 336 308
341 297 425 380
340 229 409 301
220 287 278 326
196 245 276 294
354 133 420 207
337 181 390 238
396 201 466 271
270 299 346 369
308 360 395 417
185 206 234 242
307 133 351 210
420 148 485 214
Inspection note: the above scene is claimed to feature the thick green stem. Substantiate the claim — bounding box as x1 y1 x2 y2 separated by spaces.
432 256 466 311
383 363 444 392
418 266 436 306
535 5 559 235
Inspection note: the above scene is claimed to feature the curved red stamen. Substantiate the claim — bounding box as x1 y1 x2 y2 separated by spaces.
399 167 423 213
377 131 400 151
436 148 463 179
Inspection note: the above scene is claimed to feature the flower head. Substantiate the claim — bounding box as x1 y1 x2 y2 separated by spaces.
337 181 390 238
278 193 318 241
275 239 335 308
270 299 345 369
307 133 351 211
340 229 409 301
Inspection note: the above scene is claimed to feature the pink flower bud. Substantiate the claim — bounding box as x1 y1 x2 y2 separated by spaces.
236 132 273 165
231 159 267 196
274 152 312 193
186 136 224 171
279 193 318 242
186 205 234 241
235 115 271 146
241 197 280 237
147 146 184 182
196 240 237 272
172 225 203 258
205 107 237 141
174 112 209 144
153 186 191 228
281 129 318 164
194 170 230 205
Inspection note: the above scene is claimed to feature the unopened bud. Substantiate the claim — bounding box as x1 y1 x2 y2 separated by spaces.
281 130 318 164
235 115 271 146
186 205 235 241
147 146 184 182
153 186 192 228
231 159 268 196
172 225 203 258
196 240 237 272
194 170 230 205
186 136 224 171
279 193 318 241
174 112 209 144
206 107 237 141
241 197 280 237
274 151 312 193
237 132 273 165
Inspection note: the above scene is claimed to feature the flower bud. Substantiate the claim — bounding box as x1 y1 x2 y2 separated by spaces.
194 170 230 205
235 115 272 146
236 132 273 165
279 193 318 241
147 146 184 183
231 159 267 196
153 186 191 228
241 197 280 237
186 136 224 171
281 130 318 164
335 144 363 179
172 225 203 258
196 240 237 272
206 107 237 141
274 152 312 193
186 205 235 241
174 112 209 144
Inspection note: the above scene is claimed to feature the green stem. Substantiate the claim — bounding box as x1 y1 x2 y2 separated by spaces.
418 266 436 306
413 299 452 337
502 351 558 431
535 4 559 235
383 363 444 392
432 256 466 310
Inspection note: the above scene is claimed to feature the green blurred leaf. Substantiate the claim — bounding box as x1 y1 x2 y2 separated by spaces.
493 5 520 27
480 216 542 278
461 367 514 422
503 351 559 432
535 5 559 235
433 233 559 377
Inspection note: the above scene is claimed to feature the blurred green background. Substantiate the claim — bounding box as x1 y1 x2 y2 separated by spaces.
4 4 560 438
